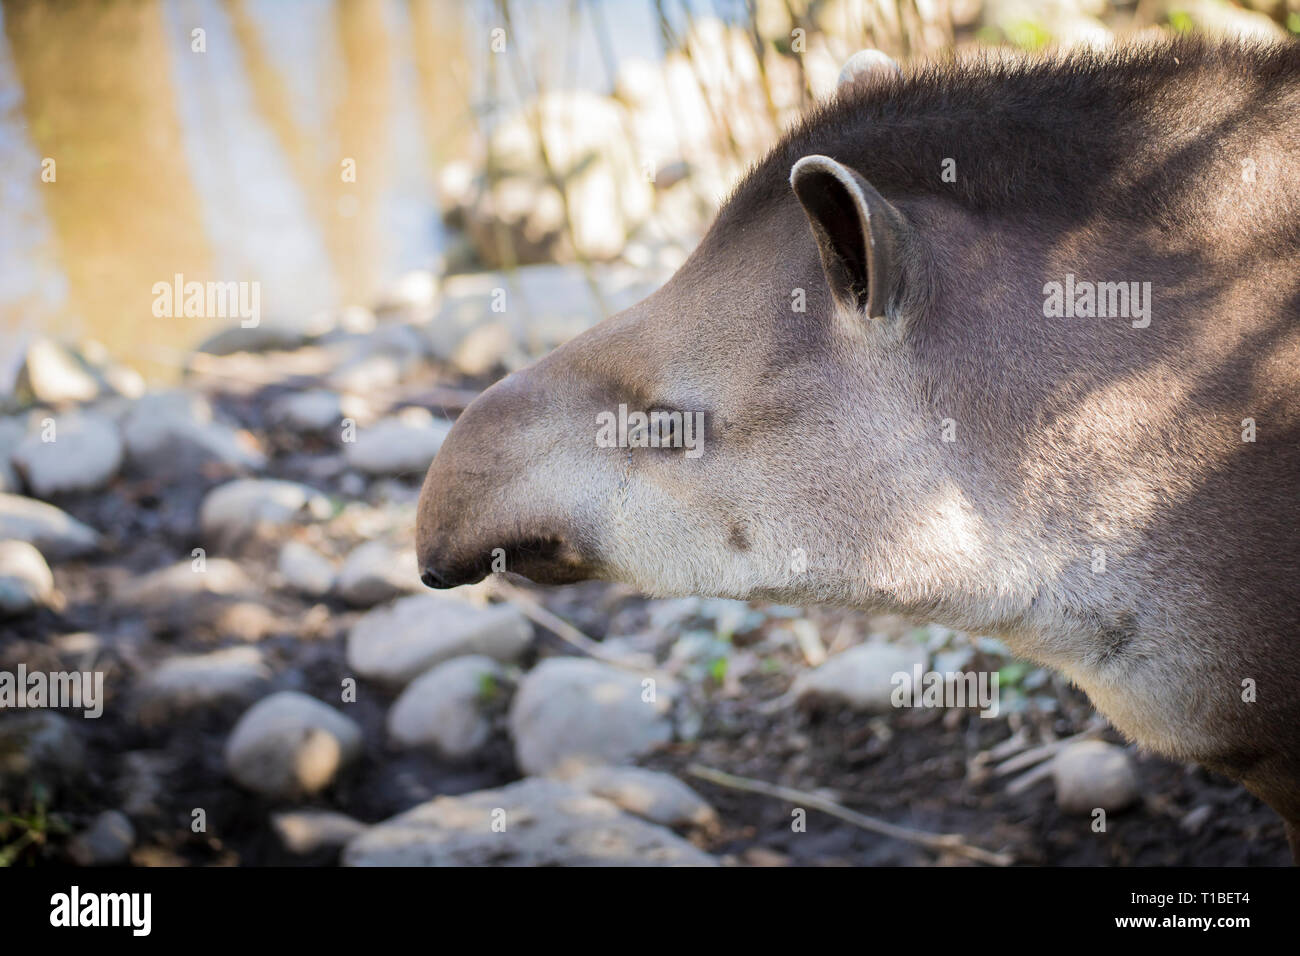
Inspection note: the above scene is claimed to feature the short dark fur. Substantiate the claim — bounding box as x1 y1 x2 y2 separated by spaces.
719 36 1300 228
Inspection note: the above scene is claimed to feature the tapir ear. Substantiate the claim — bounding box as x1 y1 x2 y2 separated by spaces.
790 154 910 321
837 49 901 91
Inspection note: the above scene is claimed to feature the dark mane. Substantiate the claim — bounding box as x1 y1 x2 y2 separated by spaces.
715 35 1300 229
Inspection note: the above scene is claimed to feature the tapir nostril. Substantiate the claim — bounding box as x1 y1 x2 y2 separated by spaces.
419 567 446 589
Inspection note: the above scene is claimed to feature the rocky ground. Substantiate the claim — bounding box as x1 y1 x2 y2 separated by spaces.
0 265 1290 866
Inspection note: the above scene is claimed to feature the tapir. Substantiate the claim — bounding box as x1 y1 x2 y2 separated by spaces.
418 37 1300 857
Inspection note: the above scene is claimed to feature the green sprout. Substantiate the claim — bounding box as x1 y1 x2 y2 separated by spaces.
0 789 70 867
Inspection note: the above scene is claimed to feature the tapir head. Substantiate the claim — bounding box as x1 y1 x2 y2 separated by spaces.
417 141 953 606
418 51 958 605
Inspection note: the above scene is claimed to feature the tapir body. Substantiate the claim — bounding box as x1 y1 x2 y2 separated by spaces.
419 38 1300 853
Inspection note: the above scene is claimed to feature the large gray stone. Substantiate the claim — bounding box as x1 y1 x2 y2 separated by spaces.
268 389 343 433
0 493 99 560
199 479 332 548
11 412 122 498
343 408 451 477
0 539 55 615
564 766 717 829
116 557 254 608
509 658 674 775
224 691 363 799
792 641 929 714
1053 740 1139 815
276 540 336 597
343 778 715 866
68 810 135 866
347 593 531 686
334 540 422 607
122 390 266 476
387 655 507 758
137 646 270 719
271 810 366 856
21 339 101 404
196 319 327 357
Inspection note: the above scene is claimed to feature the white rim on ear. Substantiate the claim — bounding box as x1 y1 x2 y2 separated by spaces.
788 156 875 243
837 49 901 89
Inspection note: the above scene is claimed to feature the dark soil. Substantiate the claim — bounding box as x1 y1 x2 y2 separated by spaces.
645 692 1291 866
2 369 1290 867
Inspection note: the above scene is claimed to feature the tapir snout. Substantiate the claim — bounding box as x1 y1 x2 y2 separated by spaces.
416 365 596 589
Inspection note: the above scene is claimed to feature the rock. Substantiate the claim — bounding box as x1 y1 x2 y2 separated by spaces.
1052 740 1139 814
277 540 335 597
196 318 328 357
377 270 439 315
387 655 507 758
10 412 123 498
563 766 716 829
347 593 532 686
792 641 928 714
199 479 332 548
224 691 363 799
0 417 25 493
122 390 266 476
0 539 55 615
343 777 715 866
327 353 404 393
322 321 429 366
137 646 269 719
68 810 135 866
343 408 451 476
116 557 254 608
21 338 100 404
451 322 514 378
268 389 343 433
427 264 665 373
509 658 674 776
81 342 146 399
0 712 85 798
0 493 99 560
271 810 366 856
214 601 279 642
334 540 421 607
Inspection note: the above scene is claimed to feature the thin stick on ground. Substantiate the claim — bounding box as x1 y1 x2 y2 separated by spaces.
686 763 1015 867
991 719 1106 777
487 577 653 669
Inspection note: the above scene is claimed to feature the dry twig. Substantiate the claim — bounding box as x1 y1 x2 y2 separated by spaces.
487 577 653 669
686 763 1014 866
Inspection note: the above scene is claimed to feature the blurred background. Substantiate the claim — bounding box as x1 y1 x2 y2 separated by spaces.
0 0 1295 868
2 0 1297 383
